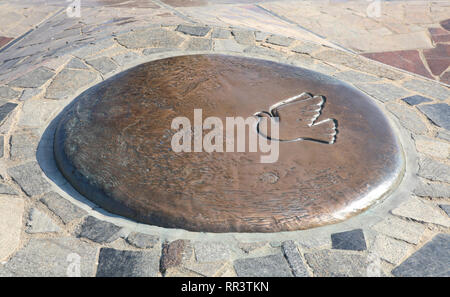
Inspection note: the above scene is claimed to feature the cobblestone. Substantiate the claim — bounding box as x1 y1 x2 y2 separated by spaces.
78 216 122 244
8 67 54 88
281 241 309 277
26 208 60 234
46 69 98 100
96 248 160 277
391 197 450 227
7 162 51 196
392 234 450 277
304 250 370 277
234 254 292 277
0 238 97 277
40 192 87 224
385 102 428 134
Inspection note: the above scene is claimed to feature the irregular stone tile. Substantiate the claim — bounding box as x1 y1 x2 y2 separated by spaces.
78 216 122 243
194 241 231 263
392 234 450 277
423 44 450 76
441 70 450 85
243 45 282 57
0 102 18 123
0 196 24 261
356 83 410 102
0 86 20 100
362 50 433 79
184 262 227 277
254 31 269 42
441 19 450 31
402 95 432 106
66 58 89 70
439 205 450 216
0 136 3 158
46 68 98 100
334 71 380 83
213 39 245 52
234 254 292 277
414 135 450 159
281 241 309 277
291 41 322 55
231 29 255 45
115 28 184 49
71 38 116 58
183 37 212 51
17 99 61 127
212 28 231 39
19 88 42 101
0 182 17 195
85 57 117 75
304 250 370 277
418 157 450 183
176 24 210 37
142 48 176 55
391 197 450 227
238 241 267 253
10 131 39 161
26 208 60 234
126 232 159 249
40 192 87 224
417 103 450 130
385 102 428 135
373 216 425 244
7 162 51 196
0 36 12 49
0 238 97 276
428 27 450 43
8 67 55 88
437 130 450 142
331 229 367 251
96 248 160 277
111 52 142 67
314 50 404 80
414 180 450 198
160 239 193 273
372 234 411 265
402 79 450 101
266 34 294 47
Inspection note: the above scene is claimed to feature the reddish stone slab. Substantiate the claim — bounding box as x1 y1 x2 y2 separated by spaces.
440 19 450 31
0 37 13 49
440 70 450 85
428 28 450 43
423 43 450 76
362 50 433 79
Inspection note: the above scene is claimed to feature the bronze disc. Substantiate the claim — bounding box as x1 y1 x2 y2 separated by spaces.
54 54 404 232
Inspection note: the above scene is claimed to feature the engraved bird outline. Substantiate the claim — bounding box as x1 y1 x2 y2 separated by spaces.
253 92 338 144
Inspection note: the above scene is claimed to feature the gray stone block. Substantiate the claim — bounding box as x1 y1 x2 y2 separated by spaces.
8 67 55 88
176 25 211 37
78 216 122 243
281 240 309 277
331 229 367 251
234 254 293 277
392 234 450 277
40 192 87 224
126 232 159 249
26 208 61 234
0 238 97 276
417 103 450 130
96 248 160 277
7 162 51 196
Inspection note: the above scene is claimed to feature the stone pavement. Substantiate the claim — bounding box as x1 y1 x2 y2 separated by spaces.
0 0 448 277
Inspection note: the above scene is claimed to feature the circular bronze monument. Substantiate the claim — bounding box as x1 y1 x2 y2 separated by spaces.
54 54 404 232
